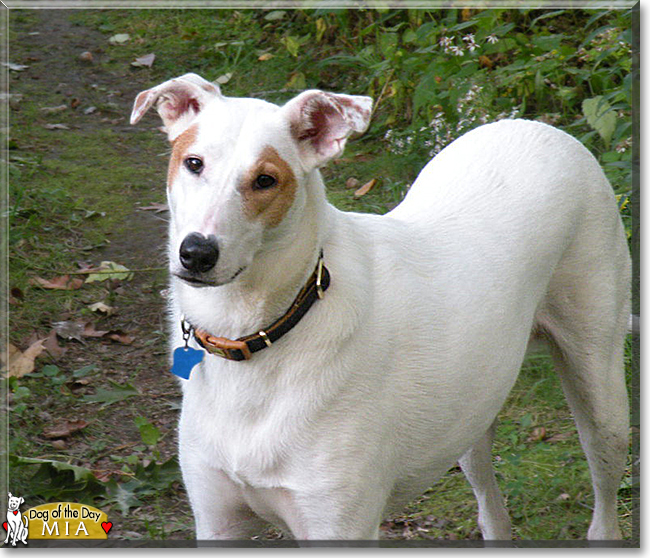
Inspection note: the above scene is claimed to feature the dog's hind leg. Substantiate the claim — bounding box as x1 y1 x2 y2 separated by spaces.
459 421 512 540
536 226 630 540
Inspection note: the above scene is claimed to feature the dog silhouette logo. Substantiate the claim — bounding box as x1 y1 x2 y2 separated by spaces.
3 492 29 546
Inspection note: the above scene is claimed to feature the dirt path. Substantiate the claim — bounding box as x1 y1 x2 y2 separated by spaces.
9 9 195 540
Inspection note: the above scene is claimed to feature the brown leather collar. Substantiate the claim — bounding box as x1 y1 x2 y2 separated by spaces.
189 252 330 361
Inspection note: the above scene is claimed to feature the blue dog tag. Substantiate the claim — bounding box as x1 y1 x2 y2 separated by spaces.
171 346 204 380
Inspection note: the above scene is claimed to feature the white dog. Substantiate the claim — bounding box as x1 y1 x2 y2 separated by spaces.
131 74 630 541
4 493 28 546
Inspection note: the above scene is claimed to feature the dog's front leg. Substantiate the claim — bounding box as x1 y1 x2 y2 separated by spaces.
181 454 265 539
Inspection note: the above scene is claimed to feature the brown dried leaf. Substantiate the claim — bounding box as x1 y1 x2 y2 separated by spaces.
43 329 66 359
107 331 134 345
545 431 573 444
43 419 89 439
345 177 360 189
82 322 110 338
353 178 377 199
10 287 24 301
527 426 547 442
258 52 273 61
6 340 46 377
30 274 84 290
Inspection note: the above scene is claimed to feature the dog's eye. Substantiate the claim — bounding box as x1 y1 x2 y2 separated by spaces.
254 174 277 190
184 157 204 174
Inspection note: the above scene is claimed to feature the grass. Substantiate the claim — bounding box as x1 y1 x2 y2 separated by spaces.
5 7 637 544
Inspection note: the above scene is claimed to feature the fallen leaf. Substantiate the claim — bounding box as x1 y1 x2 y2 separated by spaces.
40 104 68 113
215 73 233 85
353 178 377 199
138 202 168 213
70 98 81 109
11 287 24 300
107 331 134 345
3 62 29 71
84 106 97 115
53 321 86 343
51 440 67 450
545 431 573 444
82 322 110 339
6 340 46 377
131 53 155 67
345 177 360 189
108 33 130 45
30 275 83 290
285 72 306 90
264 10 286 21
79 51 93 62
43 123 70 130
42 330 66 359
84 261 133 283
527 426 547 442
557 493 571 501
258 53 273 61
43 419 89 439
82 380 139 407
87 302 115 316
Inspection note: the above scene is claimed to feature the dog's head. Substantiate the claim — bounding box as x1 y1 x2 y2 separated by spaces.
7 493 23 512
131 73 372 288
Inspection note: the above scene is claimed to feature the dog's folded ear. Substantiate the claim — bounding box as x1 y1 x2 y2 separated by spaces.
282 90 373 169
130 73 221 140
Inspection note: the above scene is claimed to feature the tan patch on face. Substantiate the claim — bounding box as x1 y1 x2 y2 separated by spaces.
240 146 298 228
167 124 199 188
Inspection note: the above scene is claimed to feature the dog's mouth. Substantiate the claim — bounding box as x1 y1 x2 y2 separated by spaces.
174 267 246 288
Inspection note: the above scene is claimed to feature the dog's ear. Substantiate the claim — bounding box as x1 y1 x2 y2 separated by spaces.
7 492 11 498
130 73 221 140
19 497 24 505
283 90 373 169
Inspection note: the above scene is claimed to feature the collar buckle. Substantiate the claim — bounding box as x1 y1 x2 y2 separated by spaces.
316 253 325 300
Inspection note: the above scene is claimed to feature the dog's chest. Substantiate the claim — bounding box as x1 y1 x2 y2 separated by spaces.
181 363 311 486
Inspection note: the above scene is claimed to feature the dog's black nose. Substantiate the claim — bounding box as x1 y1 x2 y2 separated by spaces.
179 233 219 273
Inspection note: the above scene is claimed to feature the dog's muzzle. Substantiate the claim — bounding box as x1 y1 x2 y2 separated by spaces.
179 232 219 274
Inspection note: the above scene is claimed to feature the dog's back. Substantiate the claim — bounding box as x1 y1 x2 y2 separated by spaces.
131 75 630 540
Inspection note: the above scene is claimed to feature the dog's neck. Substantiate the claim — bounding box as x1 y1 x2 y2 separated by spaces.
176 170 333 339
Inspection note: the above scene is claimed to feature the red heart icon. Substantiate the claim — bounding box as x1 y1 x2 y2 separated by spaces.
13 511 18 515
2 521 7 531
101 521 112 534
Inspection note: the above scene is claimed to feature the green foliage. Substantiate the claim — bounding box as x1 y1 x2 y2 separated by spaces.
134 416 162 447
9 8 634 541
81 380 140 408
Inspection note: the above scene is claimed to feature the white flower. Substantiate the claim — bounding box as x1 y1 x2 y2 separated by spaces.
450 45 464 56
486 34 499 44
462 34 475 43
439 36 453 47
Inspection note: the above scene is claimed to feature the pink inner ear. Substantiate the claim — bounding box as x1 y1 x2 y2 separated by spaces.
299 96 349 155
158 88 201 124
